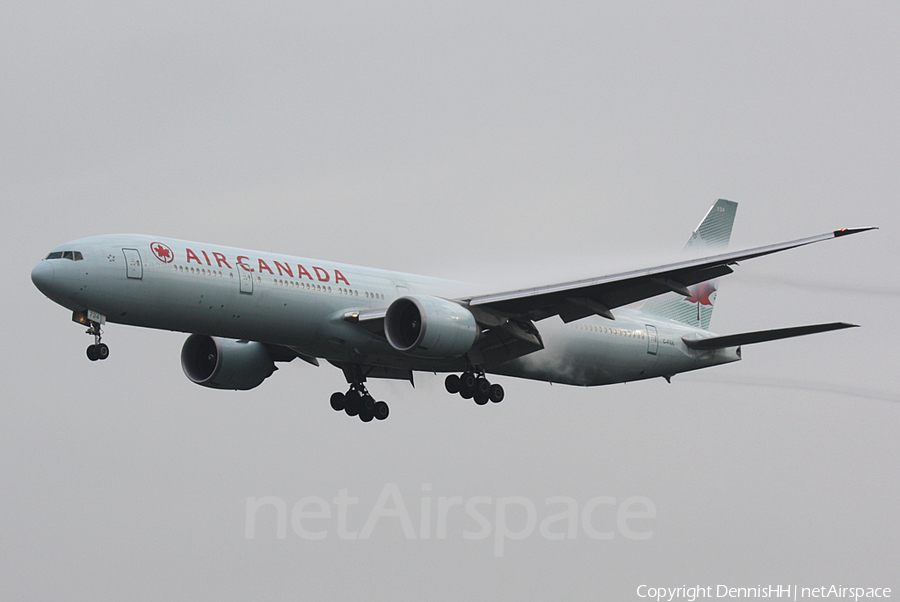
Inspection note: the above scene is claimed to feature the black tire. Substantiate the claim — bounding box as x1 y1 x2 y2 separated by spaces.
96 343 109 360
373 401 389 420
489 384 505 403
460 372 477 391
362 394 376 411
459 373 476 398
474 390 489 405
86 345 98 361
475 378 491 398
444 374 460 394
330 392 345 411
345 391 361 416
359 409 374 422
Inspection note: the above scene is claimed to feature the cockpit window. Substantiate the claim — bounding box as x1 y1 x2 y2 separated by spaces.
45 251 83 261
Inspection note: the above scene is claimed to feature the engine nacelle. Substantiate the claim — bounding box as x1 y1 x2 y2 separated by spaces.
181 335 276 390
384 295 478 358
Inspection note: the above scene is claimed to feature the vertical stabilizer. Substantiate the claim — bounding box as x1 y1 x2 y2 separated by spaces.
640 199 737 329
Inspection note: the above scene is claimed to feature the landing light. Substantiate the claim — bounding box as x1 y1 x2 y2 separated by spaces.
72 310 105 325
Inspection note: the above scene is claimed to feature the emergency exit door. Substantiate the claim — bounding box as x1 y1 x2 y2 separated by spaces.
122 248 142 279
239 266 253 293
646 324 658 355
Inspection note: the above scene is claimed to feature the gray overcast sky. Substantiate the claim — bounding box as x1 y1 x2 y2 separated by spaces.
3 2 898 600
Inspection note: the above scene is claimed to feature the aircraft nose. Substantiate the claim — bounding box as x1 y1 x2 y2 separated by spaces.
31 260 56 296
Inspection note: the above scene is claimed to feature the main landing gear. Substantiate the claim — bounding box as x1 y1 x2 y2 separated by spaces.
329 384 390 423
444 370 504 405
85 321 109 362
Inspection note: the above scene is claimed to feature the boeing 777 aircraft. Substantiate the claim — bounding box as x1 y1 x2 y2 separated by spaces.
31 200 873 422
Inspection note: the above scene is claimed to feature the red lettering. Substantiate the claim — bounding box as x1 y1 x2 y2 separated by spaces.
212 252 232 269
274 261 293 277
258 258 274 275
186 248 202 264
236 255 253 271
297 264 313 280
313 266 330 282
200 250 212 266
334 269 349 285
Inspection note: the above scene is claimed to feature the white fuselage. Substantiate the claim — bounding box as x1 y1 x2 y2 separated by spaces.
31 234 740 387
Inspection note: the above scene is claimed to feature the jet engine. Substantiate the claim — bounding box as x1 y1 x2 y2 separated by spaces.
384 295 479 358
181 334 276 390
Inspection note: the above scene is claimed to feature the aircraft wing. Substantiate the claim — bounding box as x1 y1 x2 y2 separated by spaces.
465 228 874 323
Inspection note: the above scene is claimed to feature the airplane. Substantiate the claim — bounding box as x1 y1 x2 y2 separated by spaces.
31 200 873 422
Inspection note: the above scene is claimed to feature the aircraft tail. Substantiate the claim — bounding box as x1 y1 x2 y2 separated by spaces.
640 199 738 330
681 322 857 350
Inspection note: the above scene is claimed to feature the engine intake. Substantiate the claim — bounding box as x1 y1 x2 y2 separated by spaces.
181 335 276 390
384 295 478 358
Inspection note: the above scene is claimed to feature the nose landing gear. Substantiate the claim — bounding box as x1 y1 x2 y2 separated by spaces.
85 322 109 361
74 311 109 361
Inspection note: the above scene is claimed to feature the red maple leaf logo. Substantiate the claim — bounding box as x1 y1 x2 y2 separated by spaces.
686 281 716 306
151 242 174 263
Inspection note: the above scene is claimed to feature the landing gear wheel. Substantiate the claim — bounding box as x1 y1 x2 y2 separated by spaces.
373 401 389 420
459 372 476 398
448 368 506 407
473 377 491 405
337 365 390 422
84 321 107 361
444 374 460 394
344 390 361 416
460 372 477 392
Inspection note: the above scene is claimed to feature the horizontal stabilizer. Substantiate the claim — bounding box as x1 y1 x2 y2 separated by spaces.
682 322 858 350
